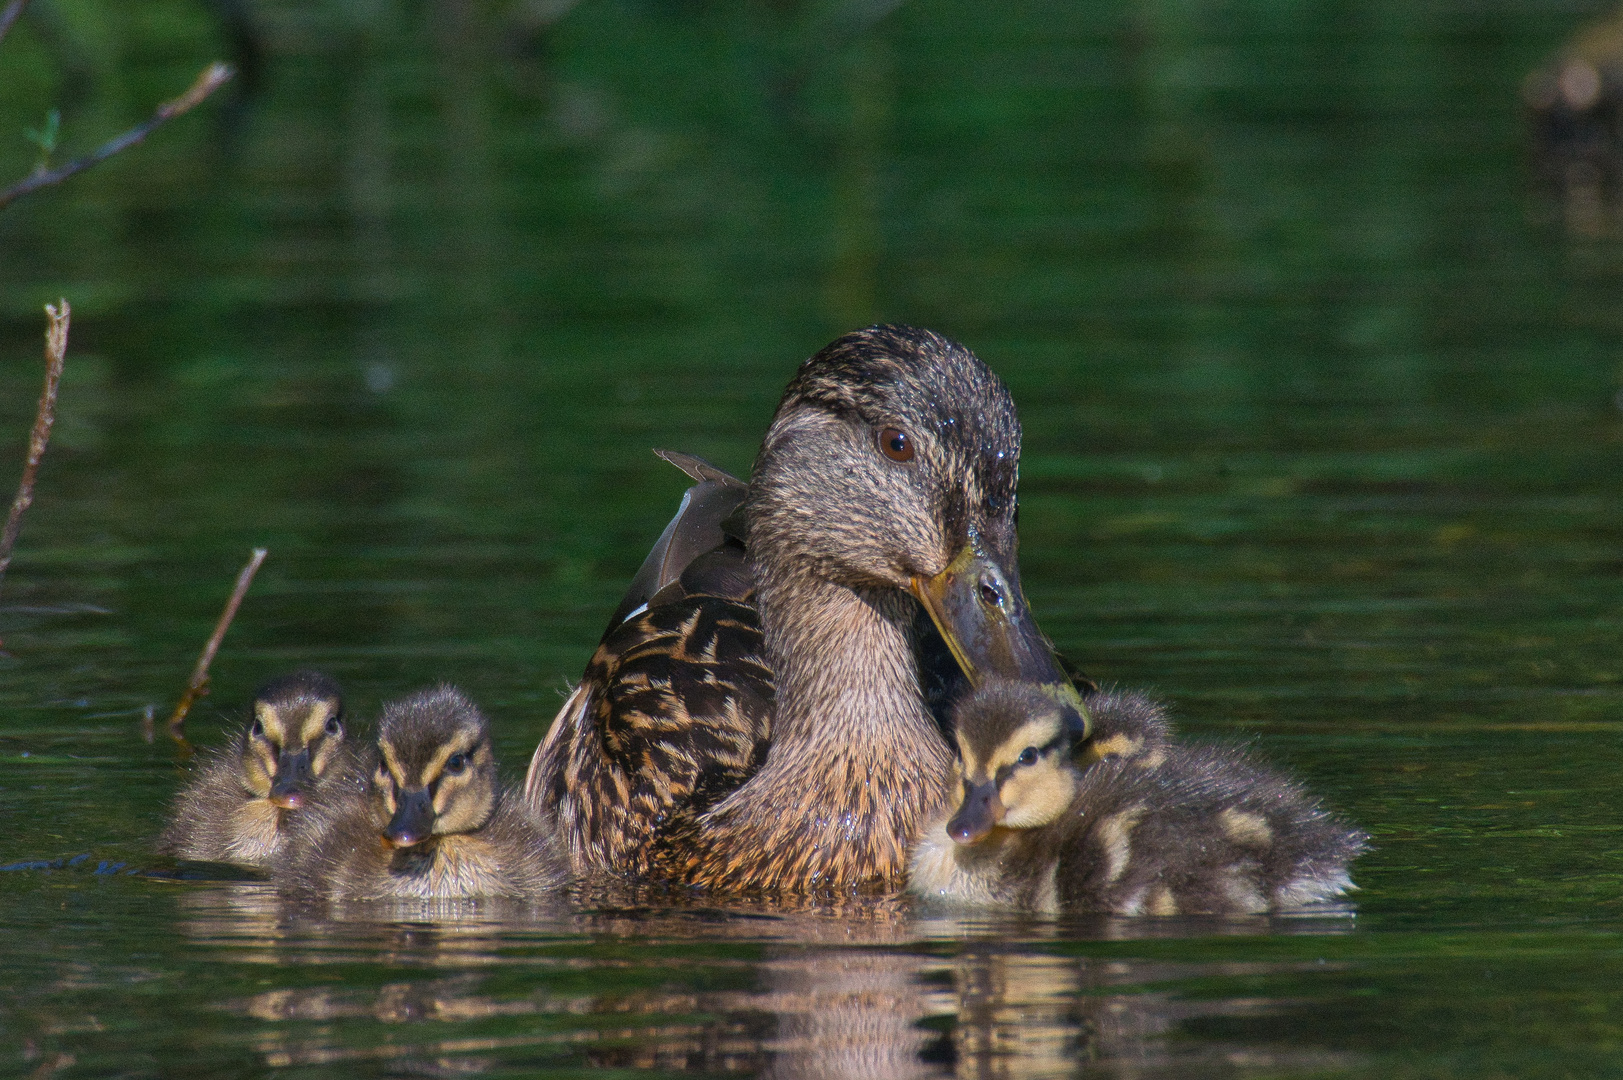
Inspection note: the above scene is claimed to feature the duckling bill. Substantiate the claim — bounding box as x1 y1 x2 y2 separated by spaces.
157 671 353 867
911 679 1369 915
279 685 567 901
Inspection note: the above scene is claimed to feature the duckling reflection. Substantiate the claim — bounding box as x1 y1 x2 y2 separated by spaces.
911 680 1368 915
231 941 935 1077
158 671 354 867
931 947 1363 1079
277 685 568 901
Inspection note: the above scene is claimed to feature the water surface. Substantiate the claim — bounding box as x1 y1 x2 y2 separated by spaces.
1 0 1621 1075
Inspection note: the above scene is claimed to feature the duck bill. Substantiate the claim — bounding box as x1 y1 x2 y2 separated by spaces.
383 789 435 848
268 749 312 809
947 780 1005 845
911 542 1090 738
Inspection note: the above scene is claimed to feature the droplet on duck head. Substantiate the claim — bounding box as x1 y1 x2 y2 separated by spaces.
750 325 1022 588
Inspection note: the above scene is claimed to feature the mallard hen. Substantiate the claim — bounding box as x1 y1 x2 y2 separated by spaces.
526 326 1086 895
157 671 354 867
910 679 1368 915
279 685 567 901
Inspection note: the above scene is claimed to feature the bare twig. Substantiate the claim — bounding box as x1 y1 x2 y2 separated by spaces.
168 547 267 743
0 0 30 48
0 62 234 213
0 300 68 609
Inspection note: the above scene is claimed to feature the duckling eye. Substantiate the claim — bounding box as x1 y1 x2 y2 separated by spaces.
877 427 914 463
325 717 342 736
1017 747 1039 767
250 719 264 738
444 753 469 775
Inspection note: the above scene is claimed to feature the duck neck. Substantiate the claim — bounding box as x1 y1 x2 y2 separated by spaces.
732 562 954 887
757 569 927 744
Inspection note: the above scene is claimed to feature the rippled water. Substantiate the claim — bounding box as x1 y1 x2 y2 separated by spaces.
1 0 1622 1075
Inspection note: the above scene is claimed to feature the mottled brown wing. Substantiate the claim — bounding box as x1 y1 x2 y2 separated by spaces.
525 590 774 877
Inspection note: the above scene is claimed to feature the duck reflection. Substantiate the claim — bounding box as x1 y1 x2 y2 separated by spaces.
173 886 1356 1077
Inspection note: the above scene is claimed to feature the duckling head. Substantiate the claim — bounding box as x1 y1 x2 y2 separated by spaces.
945 678 1085 844
239 671 347 810
370 685 498 849
747 325 1084 723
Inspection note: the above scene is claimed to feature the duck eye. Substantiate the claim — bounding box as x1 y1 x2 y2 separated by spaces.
1017 747 1039 767
325 717 342 736
250 719 264 738
444 753 468 775
877 427 914 463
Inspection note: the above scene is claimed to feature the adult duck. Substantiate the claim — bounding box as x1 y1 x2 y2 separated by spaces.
525 325 1085 895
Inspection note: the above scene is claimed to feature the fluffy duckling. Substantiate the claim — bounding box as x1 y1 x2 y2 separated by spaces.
158 671 354 867
278 685 567 901
910 680 1368 915
1073 687 1172 768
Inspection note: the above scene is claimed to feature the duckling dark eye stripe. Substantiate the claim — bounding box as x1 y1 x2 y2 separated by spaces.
989 718 1063 771
422 739 481 784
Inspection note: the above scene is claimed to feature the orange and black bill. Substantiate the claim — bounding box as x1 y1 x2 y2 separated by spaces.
910 536 1089 739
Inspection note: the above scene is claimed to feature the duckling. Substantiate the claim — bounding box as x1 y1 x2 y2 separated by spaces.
1073 687 1172 769
157 671 354 867
910 680 1368 915
279 685 567 901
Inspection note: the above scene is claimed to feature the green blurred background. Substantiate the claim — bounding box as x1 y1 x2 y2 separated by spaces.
5 1 1623 1074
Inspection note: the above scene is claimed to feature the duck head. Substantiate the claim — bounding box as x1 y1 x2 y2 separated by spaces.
370 685 499 848
945 678 1085 844
238 671 347 810
747 325 1085 726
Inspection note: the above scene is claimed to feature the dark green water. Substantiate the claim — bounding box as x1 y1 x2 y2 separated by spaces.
2 0 1623 1074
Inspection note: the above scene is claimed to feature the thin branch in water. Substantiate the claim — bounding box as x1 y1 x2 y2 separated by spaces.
0 0 30 47
0 300 68 620
168 547 267 744
0 62 234 213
